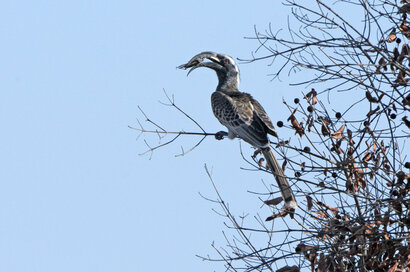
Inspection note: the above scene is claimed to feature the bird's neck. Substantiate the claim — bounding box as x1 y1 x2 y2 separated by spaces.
216 71 240 91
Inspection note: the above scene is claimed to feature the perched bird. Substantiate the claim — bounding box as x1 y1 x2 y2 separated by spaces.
178 51 297 210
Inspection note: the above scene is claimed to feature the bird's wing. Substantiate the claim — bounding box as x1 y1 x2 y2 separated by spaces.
249 96 278 138
211 91 270 147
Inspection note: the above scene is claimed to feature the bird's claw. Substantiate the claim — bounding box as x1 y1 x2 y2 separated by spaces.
215 131 228 140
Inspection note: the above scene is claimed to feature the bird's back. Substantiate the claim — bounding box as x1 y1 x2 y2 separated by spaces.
211 90 277 147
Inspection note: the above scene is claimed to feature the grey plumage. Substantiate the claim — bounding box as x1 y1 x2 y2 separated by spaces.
178 51 297 210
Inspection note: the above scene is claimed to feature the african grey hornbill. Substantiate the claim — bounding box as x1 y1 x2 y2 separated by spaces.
178 51 297 210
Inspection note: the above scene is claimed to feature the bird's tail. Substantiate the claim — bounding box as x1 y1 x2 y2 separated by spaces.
262 147 298 209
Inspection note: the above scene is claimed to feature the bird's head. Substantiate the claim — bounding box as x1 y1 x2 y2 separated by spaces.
178 51 240 90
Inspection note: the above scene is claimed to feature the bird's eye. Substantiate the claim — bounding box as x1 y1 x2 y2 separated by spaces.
224 59 229 64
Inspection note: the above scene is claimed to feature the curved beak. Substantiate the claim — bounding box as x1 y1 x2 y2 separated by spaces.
177 51 222 75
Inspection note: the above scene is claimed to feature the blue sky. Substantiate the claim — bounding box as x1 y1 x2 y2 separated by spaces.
0 1 367 271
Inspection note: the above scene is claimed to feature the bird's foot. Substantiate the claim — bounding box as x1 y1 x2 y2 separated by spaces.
215 131 228 140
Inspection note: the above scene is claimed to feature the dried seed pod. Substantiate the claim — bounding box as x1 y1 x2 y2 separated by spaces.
387 28 397 42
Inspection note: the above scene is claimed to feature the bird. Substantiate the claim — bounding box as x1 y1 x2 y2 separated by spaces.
178 51 298 210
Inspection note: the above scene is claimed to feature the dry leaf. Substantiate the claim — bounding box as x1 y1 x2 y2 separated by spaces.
312 95 317 105
390 62 396 75
375 65 381 74
295 243 316 253
330 124 345 139
398 3 410 13
363 152 372 163
308 250 318 264
398 43 409 64
300 162 305 172
306 195 313 211
396 171 406 183
392 200 402 214
387 28 397 42
399 18 410 38
402 116 410 128
258 158 265 167
317 253 329 272
306 88 318 105
276 266 300 272
379 57 388 73
321 123 330 136
347 129 353 139
276 140 289 147
394 69 408 85
264 197 283 206
307 115 314 132
288 113 304 137
393 47 399 61
317 201 339 216
402 43 409 55
357 177 367 189
366 91 379 103
346 176 353 192
316 211 329 218
403 94 410 106
282 159 287 172
331 139 344 154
